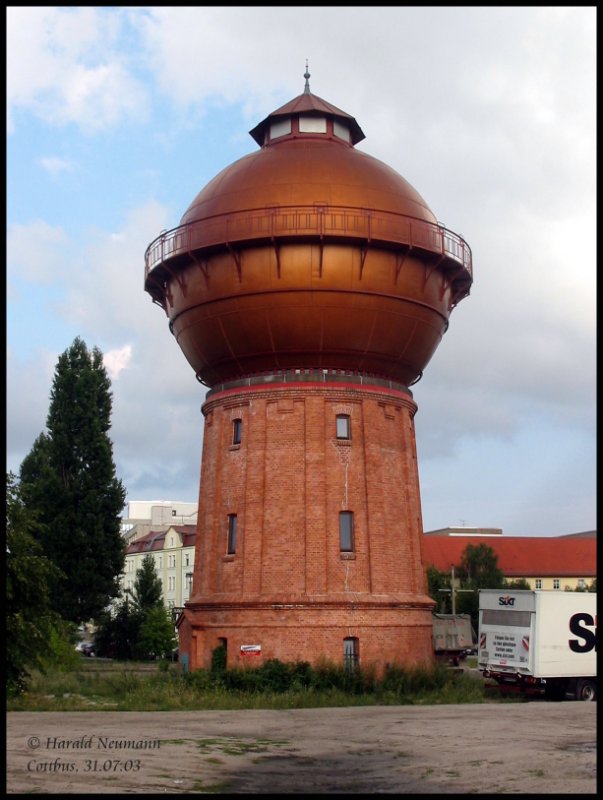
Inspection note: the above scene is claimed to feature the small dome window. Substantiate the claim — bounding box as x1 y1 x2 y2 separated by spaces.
270 118 292 140
299 115 327 133
333 120 350 142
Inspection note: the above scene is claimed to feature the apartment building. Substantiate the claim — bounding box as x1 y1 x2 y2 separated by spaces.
122 525 196 616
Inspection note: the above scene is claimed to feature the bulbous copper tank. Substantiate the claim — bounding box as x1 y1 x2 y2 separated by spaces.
145 88 472 387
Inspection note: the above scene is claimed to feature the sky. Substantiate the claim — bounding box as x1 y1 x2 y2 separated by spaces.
6 6 596 537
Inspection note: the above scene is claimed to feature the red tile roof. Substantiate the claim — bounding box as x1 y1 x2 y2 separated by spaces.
126 525 196 555
421 536 596 578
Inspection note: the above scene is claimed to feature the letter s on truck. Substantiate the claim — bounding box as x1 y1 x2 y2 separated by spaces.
569 613 597 654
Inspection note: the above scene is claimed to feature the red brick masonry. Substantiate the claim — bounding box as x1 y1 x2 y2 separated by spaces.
178 381 435 673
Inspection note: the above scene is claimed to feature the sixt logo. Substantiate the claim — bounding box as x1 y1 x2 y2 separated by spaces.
569 613 597 653
498 596 516 606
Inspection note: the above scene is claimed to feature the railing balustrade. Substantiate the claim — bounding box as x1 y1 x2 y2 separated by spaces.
144 205 472 282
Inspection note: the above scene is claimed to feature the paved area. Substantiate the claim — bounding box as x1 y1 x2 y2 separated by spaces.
7 703 596 794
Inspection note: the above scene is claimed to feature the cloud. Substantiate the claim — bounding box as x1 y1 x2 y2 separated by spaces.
7 6 149 133
6 347 59 467
38 156 75 176
7 220 70 284
5 199 204 498
6 7 595 535
103 345 133 380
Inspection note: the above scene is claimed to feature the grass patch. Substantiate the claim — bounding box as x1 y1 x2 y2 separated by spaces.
7 657 513 712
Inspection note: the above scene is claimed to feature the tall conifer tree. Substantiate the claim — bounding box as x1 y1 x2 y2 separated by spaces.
130 553 164 613
19 337 126 623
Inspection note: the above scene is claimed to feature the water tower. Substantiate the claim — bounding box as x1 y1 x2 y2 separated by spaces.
144 69 472 673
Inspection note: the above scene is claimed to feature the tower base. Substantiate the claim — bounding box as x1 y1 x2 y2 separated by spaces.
180 372 435 674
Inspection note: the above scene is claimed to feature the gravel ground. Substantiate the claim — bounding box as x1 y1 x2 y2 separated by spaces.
7 702 596 794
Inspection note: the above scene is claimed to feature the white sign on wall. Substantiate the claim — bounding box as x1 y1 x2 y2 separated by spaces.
240 644 262 657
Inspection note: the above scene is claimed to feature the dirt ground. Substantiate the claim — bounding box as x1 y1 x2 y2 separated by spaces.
7 702 596 794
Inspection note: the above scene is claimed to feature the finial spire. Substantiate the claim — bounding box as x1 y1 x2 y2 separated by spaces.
303 60 311 94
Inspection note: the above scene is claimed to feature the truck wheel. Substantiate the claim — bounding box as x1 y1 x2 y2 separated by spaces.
576 679 597 702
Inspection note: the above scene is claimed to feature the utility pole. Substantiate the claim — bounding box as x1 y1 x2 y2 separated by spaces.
451 565 456 614
438 564 473 614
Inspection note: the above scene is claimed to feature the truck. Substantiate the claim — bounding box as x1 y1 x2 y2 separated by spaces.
432 613 475 667
478 589 597 701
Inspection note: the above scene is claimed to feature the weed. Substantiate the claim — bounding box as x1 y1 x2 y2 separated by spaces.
7 657 513 712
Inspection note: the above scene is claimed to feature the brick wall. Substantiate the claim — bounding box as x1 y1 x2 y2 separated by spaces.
184 380 435 673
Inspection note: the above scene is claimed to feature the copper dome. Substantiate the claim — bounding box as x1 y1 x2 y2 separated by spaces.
145 86 472 387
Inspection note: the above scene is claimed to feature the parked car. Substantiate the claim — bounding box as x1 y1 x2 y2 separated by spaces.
75 642 96 657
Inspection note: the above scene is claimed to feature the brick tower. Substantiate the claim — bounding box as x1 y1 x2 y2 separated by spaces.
144 68 472 673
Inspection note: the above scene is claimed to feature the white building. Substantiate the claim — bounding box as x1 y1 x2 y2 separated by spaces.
120 500 198 544
121 524 196 617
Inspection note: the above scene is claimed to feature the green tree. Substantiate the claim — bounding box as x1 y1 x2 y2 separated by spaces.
426 565 452 613
504 578 531 590
135 606 177 661
6 472 63 694
130 554 163 613
95 555 168 661
94 597 140 660
19 337 126 624
457 543 505 589
456 543 506 631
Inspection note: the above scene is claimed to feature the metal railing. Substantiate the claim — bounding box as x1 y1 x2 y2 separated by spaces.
205 368 415 396
144 204 472 281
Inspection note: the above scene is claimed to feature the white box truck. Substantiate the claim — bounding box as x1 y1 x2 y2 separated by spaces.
478 589 597 701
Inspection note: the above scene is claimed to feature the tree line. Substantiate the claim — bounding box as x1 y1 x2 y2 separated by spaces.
7 337 173 694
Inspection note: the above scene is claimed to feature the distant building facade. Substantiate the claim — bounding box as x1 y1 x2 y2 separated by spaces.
422 533 596 591
424 527 503 537
120 501 198 545
121 525 196 614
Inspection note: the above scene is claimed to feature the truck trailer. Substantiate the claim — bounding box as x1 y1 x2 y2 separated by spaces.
432 613 475 666
478 589 596 701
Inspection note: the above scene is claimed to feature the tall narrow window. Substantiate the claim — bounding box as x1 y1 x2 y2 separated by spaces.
339 511 354 552
232 418 242 445
227 514 237 554
336 414 351 440
344 637 359 669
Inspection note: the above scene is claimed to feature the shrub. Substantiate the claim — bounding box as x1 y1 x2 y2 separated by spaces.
36 619 80 674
